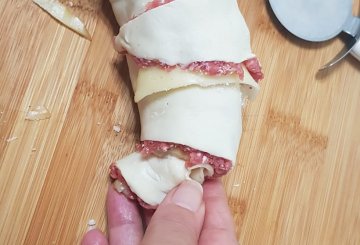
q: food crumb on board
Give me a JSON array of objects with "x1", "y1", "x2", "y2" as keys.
[
  {"x1": 25, "y1": 106, "x2": 51, "y2": 121},
  {"x1": 233, "y1": 183, "x2": 240, "y2": 187},
  {"x1": 113, "y1": 125, "x2": 121, "y2": 134},
  {"x1": 97, "y1": 122, "x2": 102, "y2": 126},
  {"x1": 6, "y1": 136, "x2": 18, "y2": 142},
  {"x1": 87, "y1": 219, "x2": 97, "y2": 231},
  {"x1": 32, "y1": 148, "x2": 37, "y2": 152},
  {"x1": 32, "y1": 0, "x2": 92, "y2": 40}
]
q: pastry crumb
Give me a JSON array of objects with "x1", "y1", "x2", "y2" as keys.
[
  {"x1": 6, "y1": 136, "x2": 18, "y2": 142},
  {"x1": 25, "y1": 106, "x2": 51, "y2": 121},
  {"x1": 113, "y1": 125, "x2": 121, "y2": 133},
  {"x1": 87, "y1": 219, "x2": 97, "y2": 231}
]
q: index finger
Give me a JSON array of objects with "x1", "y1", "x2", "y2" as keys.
[
  {"x1": 199, "y1": 179, "x2": 238, "y2": 245},
  {"x1": 107, "y1": 185, "x2": 144, "y2": 245}
]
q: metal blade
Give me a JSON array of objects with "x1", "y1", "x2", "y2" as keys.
[{"x1": 319, "y1": 27, "x2": 360, "y2": 71}]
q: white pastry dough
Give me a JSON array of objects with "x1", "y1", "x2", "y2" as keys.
[
  {"x1": 110, "y1": 0, "x2": 149, "y2": 26},
  {"x1": 115, "y1": 152, "x2": 213, "y2": 206},
  {"x1": 115, "y1": 0, "x2": 254, "y2": 65},
  {"x1": 138, "y1": 84, "x2": 243, "y2": 162}
]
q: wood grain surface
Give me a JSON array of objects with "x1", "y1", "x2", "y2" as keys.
[{"x1": 1, "y1": 0, "x2": 359, "y2": 244}]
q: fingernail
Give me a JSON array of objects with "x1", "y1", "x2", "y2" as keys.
[{"x1": 172, "y1": 180, "x2": 203, "y2": 212}]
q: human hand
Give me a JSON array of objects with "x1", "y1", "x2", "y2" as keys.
[{"x1": 81, "y1": 179, "x2": 238, "y2": 245}]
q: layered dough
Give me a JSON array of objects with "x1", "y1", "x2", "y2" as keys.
[
  {"x1": 139, "y1": 83, "x2": 243, "y2": 163},
  {"x1": 115, "y1": 152, "x2": 213, "y2": 206},
  {"x1": 115, "y1": 0, "x2": 254, "y2": 65},
  {"x1": 118, "y1": 61, "x2": 245, "y2": 206},
  {"x1": 109, "y1": 0, "x2": 261, "y2": 207}
]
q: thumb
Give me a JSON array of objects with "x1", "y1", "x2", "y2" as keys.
[{"x1": 141, "y1": 180, "x2": 205, "y2": 245}]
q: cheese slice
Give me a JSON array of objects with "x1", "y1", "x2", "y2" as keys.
[
  {"x1": 115, "y1": 152, "x2": 213, "y2": 206},
  {"x1": 132, "y1": 63, "x2": 259, "y2": 102},
  {"x1": 138, "y1": 84, "x2": 243, "y2": 162},
  {"x1": 115, "y1": 0, "x2": 254, "y2": 65}
]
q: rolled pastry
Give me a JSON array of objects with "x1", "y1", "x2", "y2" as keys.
[{"x1": 109, "y1": 0, "x2": 263, "y2": 208}]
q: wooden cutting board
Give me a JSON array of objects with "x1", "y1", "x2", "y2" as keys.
[{"x1": 1, "y1": 0, "x2": 359, "y2": 244}]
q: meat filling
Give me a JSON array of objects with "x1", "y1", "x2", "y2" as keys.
[
  {"x1": 109, "y1": 140, "x2": 233, "y2": 209},
  {"x1": 145, "y1": 0, "x2": 174, "y2": 11},
  {"x1": 133, "y1": 56, "x2": 263, "y2": 82},
  {"x1": 137, "y1": 140, "x2": 232, "y2": 177}
]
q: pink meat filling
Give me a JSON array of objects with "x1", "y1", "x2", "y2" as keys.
[
  {"x1": 243, "y1": 58, "x2": 263, "y2": 81},
  {"x1": 132, "y1": 56, "x2": 263, "y2": 82},
  {"x1": 145, "y1": 0, "x2": 174, "y2": 11},
  {"x1": 109, "y1": 139, "x2": 233, "y2": 209},
  {"x1": 137, "y1": 140, "x2": 232, "y2": 177}
]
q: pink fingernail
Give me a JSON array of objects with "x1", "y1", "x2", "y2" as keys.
[
  {"x1": 81, "y1": 220, "x2": 108, "y2": 245},
  {"x1": 172, "y1": 180, "x2": 203, "y2": 212}
]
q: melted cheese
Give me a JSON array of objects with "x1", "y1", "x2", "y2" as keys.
[
  {"x1": 115, "y1": 0, "x2": 254, "y2": 65},
  {"x1": 138, "y1": 84, "x2": 243, "y2": 162}
]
